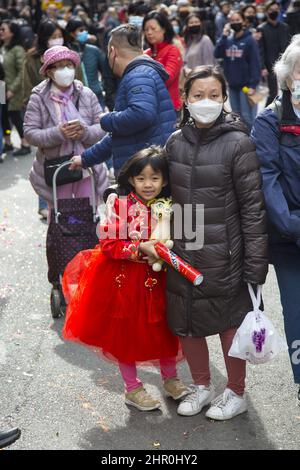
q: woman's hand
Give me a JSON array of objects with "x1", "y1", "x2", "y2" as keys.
[
  {"x1": 247, "y1": 88, "x2": 255, "y2": 96},
  {"x1": 69, "y1": 155, "x2": 82, "y2": 171},
  {"x1": 6, "y1": 90, "x2": 14, "y2": 100},
  {"x1": 139, "y1": 240, "x2": 160, "y2": 265},
  {"x1": 60, "y1": 123, "x2": 84, "y2": 140},
  {"x1": 223, "y1": 23, "x2": 231, "y2": 37}
]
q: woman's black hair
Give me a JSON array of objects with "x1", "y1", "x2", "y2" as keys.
[
  {"x1": 142, "y1": 10, "x2": 175, "y2": 44},
  {"x1": 180, "y1": 65, "x2": 228, "y2": 128},
  {"x1": 117, "y1": 145, "x2": 170, "y2": 197},
  {"x1": 1, "y1": 19, "x2": 21, "y2": 49},
  {"x1": 34, "y1": 20, "x2": 64, "y2": 58},
  {"x1": 183, "y1": 13, "x2": 204, "y2": 46}
]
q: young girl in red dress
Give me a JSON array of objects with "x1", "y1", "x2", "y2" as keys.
[{"x1": 62, "y1": 146, "x2": 187, "y2": 411}]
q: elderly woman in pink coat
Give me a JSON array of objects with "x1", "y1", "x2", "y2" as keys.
[{"x1": 24, "y1": 45, "x2": 108, "y2": 209}]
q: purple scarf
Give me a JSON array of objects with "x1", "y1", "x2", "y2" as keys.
[{"x1": 50, "y1": 84, "x2": 85, "y2": 157}]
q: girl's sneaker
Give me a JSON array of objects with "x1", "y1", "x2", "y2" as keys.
[
  {"x1": 163, "y1": 377, "x2": 189, "y2": 400},
  {"x1": 177, "y1": 384, "x2": 215, "y2": 416},
  {"x1": 125, "y1": 386, "x2": 161, "y2": 411},
  {"x1": 205, "y1": 388, "x2": 247, "y2": 421},
  {"x1": 0, "y1": 152, "x2": 6, "y2": 163}
]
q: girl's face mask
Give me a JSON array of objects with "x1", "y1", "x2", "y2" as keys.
[{"x1": 48, "y1": 37, "x2": 64, "y2": 48}]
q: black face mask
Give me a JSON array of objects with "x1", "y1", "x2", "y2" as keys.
[
  {"x1": 245, "y1": 15, "x2": 256, "y2": 24},
  {"x1": 179, "y1": 11, "x2": 189, "y2": 20},
  {"x1": 294, "y1": 0, "x2": 300, "y2": 7},
  {"x1": 268, "y1": 11, "x2": 279, "y2": 20},
  {"x1": 231, "y1": 23, "x2": 243, "y2": 32},
  {"x1": 188, "y1": 25, "x2": 201, "y2": 35}
]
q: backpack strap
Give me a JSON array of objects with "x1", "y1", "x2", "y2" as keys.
[{"x1": 267, "y1": 98, "x2": 283, "y2": 123}]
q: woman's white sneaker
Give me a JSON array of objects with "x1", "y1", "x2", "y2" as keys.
[
  {"x1": 177, "y1": 384, "x2": 216, "y2": 416},
  {"x1": 205, "y1": 388, "x2": 247, "y2": 421}
]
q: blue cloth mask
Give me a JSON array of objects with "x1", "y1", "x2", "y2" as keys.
[{"x1": 76, "y1": 31, "x2": 88, "y2": 43}]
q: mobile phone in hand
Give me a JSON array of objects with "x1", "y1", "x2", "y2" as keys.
[{"x1": 67, "y1": 119, "x2": 81, "y2": 126}]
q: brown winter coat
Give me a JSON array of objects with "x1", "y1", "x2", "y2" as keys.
[{"x1": 165, "y1": 114, "x2": 268, "y2": 337}]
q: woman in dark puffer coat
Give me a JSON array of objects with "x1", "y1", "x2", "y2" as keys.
[{"x1": 165, "y1": 66, "x2": 268, "y2": 420}]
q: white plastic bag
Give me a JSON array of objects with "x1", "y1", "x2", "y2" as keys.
[{"x1": 229, "y1": 284, "x2": 288, "y2": 364}]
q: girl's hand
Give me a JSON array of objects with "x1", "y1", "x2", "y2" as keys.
[
  {"x1": 139, "y1": 240, "x2": 160, "y2": 265},
  {"x1": 247, "y1": 88, "x2": 255, "y2": 96},
  {"x1": 69, "y1": 155, "x2": 82, "y2": 170},
  {"x1": 105, "y1": 193, "x2": 119, "y2": 223}
]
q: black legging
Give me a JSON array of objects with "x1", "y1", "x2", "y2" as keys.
[
  {"x1": 8, "y1": 111, "x2": 24, "y2": 139},
  {"x1": 1, "y1": 105, "x2": 24, "y2": 139}
]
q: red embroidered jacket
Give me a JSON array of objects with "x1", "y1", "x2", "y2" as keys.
[{"x1": 99, "y1": 193, "x2": 153, "y2": 261}]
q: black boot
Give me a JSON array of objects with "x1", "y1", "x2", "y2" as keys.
[
  {"x1": 0, "y1": 428, "x2": 21, "y2": 449},
  {"x1": 3, "y1": 143, "x2": 14, "y2": 153},
  {"x1": 298, "y1": 386, "x2": 300, "y2": 406},
  {"x1": 13, "y1": 145, "x2": 31, "y2": 156}
]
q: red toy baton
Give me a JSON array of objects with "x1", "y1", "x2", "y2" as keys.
[{"x1": 154, "y1": 242, "x2": 203, "y2": 286}]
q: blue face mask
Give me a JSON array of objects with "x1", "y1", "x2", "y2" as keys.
[
  {"x1": 76, "y1": 30, "x2": 88, "y2": 43},
  {"x1": 173, "y1": 25, "x2": 180, "y2": 35},
  {"x1": 128, "y1": 16, "x2": 143, "y2": 29}
]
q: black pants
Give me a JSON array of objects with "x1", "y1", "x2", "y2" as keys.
[
  {"x1": 8, "y1": 110, "x2": 24, "y2": 139},
  {"x1": 266, "y1": 71, "x2": 278, "y2": 107},
  {"x1": 1, "y1": 106, "x2": 24, "y2": 139}
]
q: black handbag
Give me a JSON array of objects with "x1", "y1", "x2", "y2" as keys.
[{"x1": 44, "y1": 154, "x2": 83, "y2": 187}]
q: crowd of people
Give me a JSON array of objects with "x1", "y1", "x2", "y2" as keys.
[{"x1": 1, "y1": 0, "x2": 300, "y2": 447}]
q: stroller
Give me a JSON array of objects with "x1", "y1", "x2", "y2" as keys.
[{"x1": 46, "y1": 161, "x2": 99, "y2": 318}]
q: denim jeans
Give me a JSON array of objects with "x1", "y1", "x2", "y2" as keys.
[
  {"x1": 273, "y1": 250, "x2": 300, "y2": 384},
  {"x1": 38, "y1": 195, "x2": 48, "y2": 211},
  {"x1": 229, "y1": 87, "x2": 257, "y2": 131}
]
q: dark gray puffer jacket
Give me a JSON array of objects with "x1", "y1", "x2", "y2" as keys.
[{"x1": 165, "y1": 113, "x2": 268, "y2": 337}]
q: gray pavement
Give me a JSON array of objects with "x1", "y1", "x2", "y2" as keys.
[{"x1": 0, "y1": 147, "x2": 300, "y2": 451}]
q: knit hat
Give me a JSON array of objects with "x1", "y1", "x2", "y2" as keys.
[{"x1": 40, "y1": 45, "x2": 80, "y2": 75}]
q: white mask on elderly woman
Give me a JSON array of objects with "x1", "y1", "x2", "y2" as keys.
[
  {"x1": 53, "y1": 66, "x2": 75, "y2": 87},
  {"x1": 291, "y1": 80, "x2": 300, "y2": 105},
  {"x1": 187, "y1": 99, "x2": 223, "y2": 124}
]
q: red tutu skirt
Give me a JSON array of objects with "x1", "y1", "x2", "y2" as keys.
[{"x1": 62, "y1": 246, "x2": 181, "y2": 365}]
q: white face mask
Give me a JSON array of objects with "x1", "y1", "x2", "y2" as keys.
[
  {"x1": 291, "y1": 79, "x2": 300, "y2": 105},
  {"x1": 187, "y1": 99, "x2": 223, "y2": 124},
  {"x1": 47, "y1": 37, "x2": 64, "y2": 48},
  {"x1": 53, "y1": 66, "x2": 75, "y2": 87}
]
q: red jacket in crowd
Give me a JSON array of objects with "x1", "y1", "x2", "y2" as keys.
[{"x1": 145, "y1": 41, "x2": 183, "y2": 111}]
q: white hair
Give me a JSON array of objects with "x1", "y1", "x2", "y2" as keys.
[{"x1": 274, "y1": 34, "x2": 300, "y2": 89}]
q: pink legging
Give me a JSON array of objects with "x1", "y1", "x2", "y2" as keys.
[
  {"x1": 180, "y1": 328, "x2": 246, "y2": 396},
  {"x1": 119, "y1": 358, "x2": 177, "y2": 393}
]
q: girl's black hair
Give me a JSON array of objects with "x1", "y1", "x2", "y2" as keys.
[
  {"x1": 142, "y1": 10, "x2": 175, "y2": 44},
  {"x1": 117, "y1": 145, "x2": 170, "y2": 197},
  {"x1": 34, "y1": 20, "x2": 64, "y2": 58},
  {"x1": 1, "y1": 19, "x2": 21, "y2": 49},
  {"x1": 180, "y1": 65, "x2": 228, "y2": 128}
]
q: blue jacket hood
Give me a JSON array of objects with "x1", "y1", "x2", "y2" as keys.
[{"x1": 124, "y1": 55, "x2": 169, "y2": 82}]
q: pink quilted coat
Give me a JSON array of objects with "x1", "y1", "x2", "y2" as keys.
[{"x1": 24, "y1": 79, "x2": 108, "y2": 204}]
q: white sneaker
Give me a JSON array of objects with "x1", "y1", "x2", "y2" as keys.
[
  {"x1": 177, "y1": 384, "x2": 216, "y2": 416},
  {"x1": 205, "y1": 388, "x2": 247, "y2": 421}
]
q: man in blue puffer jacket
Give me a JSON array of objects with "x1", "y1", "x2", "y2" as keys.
[{"x1": 70, "y1": 24, "x2": 176, "y2": 176}]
